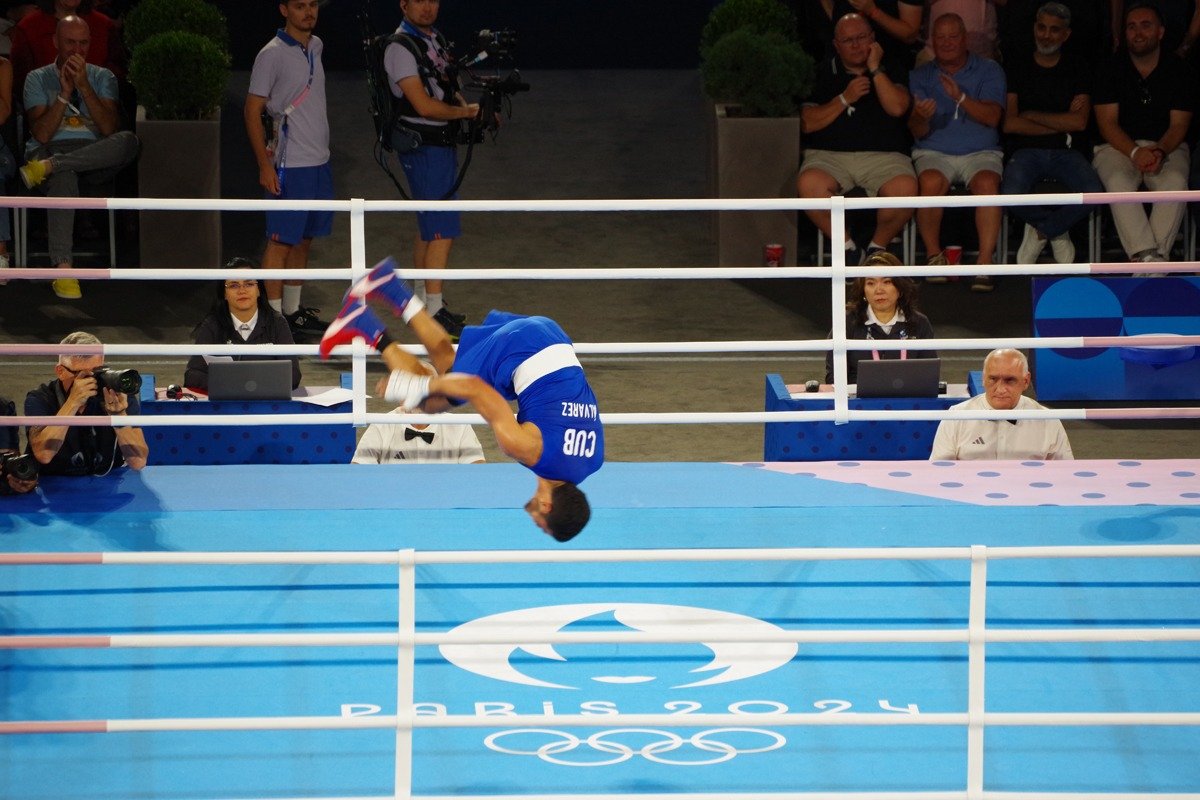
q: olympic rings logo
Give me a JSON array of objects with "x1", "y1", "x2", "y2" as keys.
[{"x1": 483, "y1": 727, "x2": 786, "y2": 766}]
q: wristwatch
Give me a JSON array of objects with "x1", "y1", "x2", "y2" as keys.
[{"x1": 867, "y1": 67, "x2": 883, "y2": 79}]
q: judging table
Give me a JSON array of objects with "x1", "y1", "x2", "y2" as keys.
[
  {"x1": 764, "y1": 374, "x2": 970, "y2": 461},
  {"x1": 139, "y1": 386, "x2": 356, "y2": 466}
]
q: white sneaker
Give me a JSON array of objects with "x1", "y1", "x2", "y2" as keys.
[
  {"x1": 0, "y1": 253, "x2": 8, "y2": 286},
  {"x1": 1015, "y1": 224, "x2": 1047, "y2": 264},
  {"x1": 1049, "y1": 233, "x2": 1075, "y2": 264}
]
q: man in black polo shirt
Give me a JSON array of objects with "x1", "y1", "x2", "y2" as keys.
[
  {"x1": 1093, "y1": 2, "x2": 1195, "y2": 264},
  {"x1": 1001, "y1": 2, "x2": 1104, "y2": 264},
  {"x1": 798, "y1": 12, "x2": 917, "y2": 266}
]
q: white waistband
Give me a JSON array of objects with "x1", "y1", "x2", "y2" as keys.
[{"x1": 513, "y1": 343, "x2": 580, "y2": 395}]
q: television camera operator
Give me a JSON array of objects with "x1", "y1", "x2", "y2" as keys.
[
  {"x1": 381, "y1": 0, "x2": 484, "y2": 340},
  {"x1": 25, "y1": 332, "x2": 149, "y2": 476},
  {"x1": 1, "y1": 394, "x2": 38, "y2": 495}
]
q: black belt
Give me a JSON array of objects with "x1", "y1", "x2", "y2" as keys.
[{"x1": 401, "y1": 121, "x2": 459, "y2": 147}]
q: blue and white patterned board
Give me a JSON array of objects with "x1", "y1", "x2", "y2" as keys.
[
  {"x1": 3, "y1": 463, "x2": 1199, "y2": 798},
  {"x1": 1032, "y1": 276, "x2": 1200, "y2": 400}
]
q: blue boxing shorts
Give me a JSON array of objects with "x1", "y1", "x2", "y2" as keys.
[
  {"x1": 399, "y1": 144, "x2": 462, "y2": 241},
  {"x1": 266, "y1": 161, "x2": 334, "y2": 246}
]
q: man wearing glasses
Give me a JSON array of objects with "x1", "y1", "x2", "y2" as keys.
[
  {"x1": 24, "y1": 331, "x2": 149, "y2": 476},
  {"x1": 1092, "y1": 2, "x2": 1195, "y2": 265},
  {"x1": 798, "y1": 13, "x2": 917, "y2": 267}
]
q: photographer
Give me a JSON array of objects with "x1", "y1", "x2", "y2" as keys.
[
  {"x1": 383, "y1": 0, "x2": 480, "y2": 340},
  {"x1": 25, "y1": 331, "x2": 149, "y2": 475},
  {"x1": 1, "y1": 393, "x2": 38, "y2": 495}
]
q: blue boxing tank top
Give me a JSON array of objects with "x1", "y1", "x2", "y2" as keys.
[{"x1": 450, "y1": 311, "x2": 604, "y2": 484}]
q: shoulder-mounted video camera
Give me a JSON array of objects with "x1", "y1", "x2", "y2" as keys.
[{"x1": 455, "y1": 29, "x2": 530, "y2": 140}]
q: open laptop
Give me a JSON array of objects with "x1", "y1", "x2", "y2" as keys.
[
  {"x1": 855, "y1": 358, "x2": 941, "y2": 398},
  {"x1": 207, "y1": 360, "x2": 293, "y2": 401}
]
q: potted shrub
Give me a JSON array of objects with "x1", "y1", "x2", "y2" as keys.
[
  {"x1": 123, "y1": 0, "x2": 230, "y2": 55},
  {"x1": 701, "y1": 0, "x2": 815, "y2": 268},
  {"x1": 126, "y1": 0, "x2": 231, "y2": 269}
]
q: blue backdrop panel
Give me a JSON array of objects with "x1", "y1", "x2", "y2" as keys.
[{"x1": 1032, "y1": 276, "x2": 1200, "y2": 401}]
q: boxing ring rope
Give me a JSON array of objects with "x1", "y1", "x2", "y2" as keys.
[
  {"x1": 3, "y1": 543, "x2": 1200, "y2": 800},
  {"x1": 4, "y1": 190, "x2": 1200, "y2": 429}
]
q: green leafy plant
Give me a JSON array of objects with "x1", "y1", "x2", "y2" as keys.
[
  {"x1": 124, "y1": 0, "x2": 230, "y2": 55},
  {"x1": 700, "y1": 0, "x2": 797, "y2": 59},
  {"x1": 701, "y1": 29, "x2": 815, "y2": 117},
  {"x1": 129, "y1": 31, "x2": 229, "y2": 120}
]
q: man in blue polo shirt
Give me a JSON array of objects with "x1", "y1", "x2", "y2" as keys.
[
  {"x1": 244, "y1": 0, "x2": 332, "y2": 340},
  {"x1": 908, "y1": 12, "x2": 1006, "y2": 293}
]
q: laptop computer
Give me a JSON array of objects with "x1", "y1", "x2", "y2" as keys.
[
  {"x1": 207, "y1": 360, "x2": 293, "y2": 401},
  {"x1": 855, "y1": 358, "x2": 941, "y2": 398}
]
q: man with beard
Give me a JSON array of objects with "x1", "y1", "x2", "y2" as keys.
[
  {"x1": 1092, "y1": 2, "x2": 1195, "y2": 264},
  {"x1": 1001, "y1": 2, "x2": 1104, "y2": 265}
]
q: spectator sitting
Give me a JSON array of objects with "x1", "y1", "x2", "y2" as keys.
[
  {"x1": 1109, "y1": 0, "x2": 1200, "y2": 58},
  {"x1": 799, "y1": 13, "x2": 917, "y2": 266},
  {"x1": 908, "y1": 12, "x2": 1006, "y2": 293},
  {"x1": 1092, "y1": 2, "x2": 1195, "y2": 266},
  {"x1": 9, "y1": 0, "x2": 118, "y2": 90},
  {"x1": 184, "y1": 257, "x2": 302, "y2": 392},
  {"x1": 825, "y1": 251, "x2": 937, "y2": 384},
  {"x1": 25, "y1": 330, "x2": 149, "y2": 474},
  {"x1": 929, "y1": 347, "x2": 1073, "y2": 460},
  {"x1": 18, "y1": 13, "x2": 137, "y2": 300},
  {"x1": 820, "y1": 0, "x2": 923, "y2": 69},
  {"x1": 999, "y1": 0, "x2": 1105, "y2": 66},
  {"x1": 1, "y1": 392, "x2": 38, "y2": 494},
  {"x1": 1001, "y1": 1, "x2": 1105, "y2": 266},
  {"x1": 918, "y1": 0, "x2": 1004, "y2": 63}
]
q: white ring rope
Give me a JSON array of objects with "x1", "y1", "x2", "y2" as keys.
[
  {"x1": 4, "y1": 542, "x2": 1199, "y2": 800},
  {"x1": 5, "y1": 191, "x2": 1197, "y2": 430},
  {"x1": 1, "y1": 188, "x2": 1196, "y2": 213}
]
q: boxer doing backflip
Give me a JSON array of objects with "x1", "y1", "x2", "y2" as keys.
[{"x1": 320, "y1": 258, "x2": 602, "y2": 540}]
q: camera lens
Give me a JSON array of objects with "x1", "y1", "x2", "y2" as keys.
[
  {"x1": 1, "y1": 452, "x2": 38, "y2": 482},
  {"x1": 95, "y1": 368, "x2": 143, "y2": 395}
]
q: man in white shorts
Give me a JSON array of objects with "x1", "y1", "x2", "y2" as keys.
[
  {"x1": 798, "y1": 13, "x2": 917, "y2": 266},
  {"x1": 908, "y1": 12, "x2": 1006, "y2": 292}
]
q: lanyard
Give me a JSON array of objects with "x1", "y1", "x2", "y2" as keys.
[
  {"x1": 867, "y1": 324, "x2": 908, "y2": 361},
  {"x1": 273, "y1": 30, "x2": 315, "y2": 184}
]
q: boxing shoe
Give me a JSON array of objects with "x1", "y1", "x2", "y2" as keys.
[
  {"x1": 319, "y1": 298, "x2": 387, "y2": 359},
  {"x1": 348, "y1": 256, "x2": 423, "y2": 319}
]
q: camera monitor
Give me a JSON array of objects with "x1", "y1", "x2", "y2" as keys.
[
  {"x1": 207, "y1": 360, "x2": 293, "y2": 402},
  {"x1": 855, "y1": 358, "x2": 941, "y2": 398}
]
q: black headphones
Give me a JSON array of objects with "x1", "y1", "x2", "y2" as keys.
[{"x1": 166, "y1": 385, "x2": 184, "y2": 400}]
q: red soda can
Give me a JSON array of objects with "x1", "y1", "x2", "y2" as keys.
[{"x1": 763, "y1": 243, "x2": 785, "y2": 267}]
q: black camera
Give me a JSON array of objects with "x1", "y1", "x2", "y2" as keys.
[
  {"x1": 469, "y1": 70, "x2": 530, "y2": 136},
  {"x1": 0, "y1": 451, "x2": 39, "y2": 483},
  {"x1": 92, "y1": 367, "x2": 143, "y2": 395},
  {"x1": 474, "y1": 28, "x2": 517, "y2": 60}
]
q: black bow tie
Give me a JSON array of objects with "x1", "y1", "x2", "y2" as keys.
[{"x1": 405, "y1": 428, "x2": 434, "y2": 444}]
